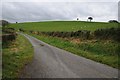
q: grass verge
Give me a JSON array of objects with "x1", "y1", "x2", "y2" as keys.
[
  {"x1": 2, "y1": 34, "x2": 34, "y2": 78},
  {"x1": 28, "y1": 33, "x2": 119, "y2": 69}
]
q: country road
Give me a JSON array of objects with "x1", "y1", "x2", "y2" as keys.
[{"x1": 20, "y1": 33, "x2": 118, "y2": 78}]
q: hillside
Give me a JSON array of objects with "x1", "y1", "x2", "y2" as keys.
[{"x1": 10, "y1": 21, "x2": 119, "y2": 32}]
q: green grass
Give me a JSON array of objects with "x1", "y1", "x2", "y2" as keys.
[
  {"x1": 2, "y1": 34, "x2": 34, "y2": 78},
  {"x1": 28, "y1": 33, "x2": 119, "y2": 69},
  {"x1": 10, "y1": 21, "x2": 118, "y2": 32}
]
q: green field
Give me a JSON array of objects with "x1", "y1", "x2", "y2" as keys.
[{"x1": 10, "y1": 21, "x2": 119, "y2": 32}]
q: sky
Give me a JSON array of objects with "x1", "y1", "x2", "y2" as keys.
[{"x1": 1, "y1": 0, "x2": 120, "y2": 23}]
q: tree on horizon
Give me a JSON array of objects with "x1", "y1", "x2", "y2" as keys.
[{"x1": 88, "y1": 17, "x2": 93, "y2": 22}]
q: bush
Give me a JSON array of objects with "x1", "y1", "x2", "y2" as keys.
[
  {"x1": 94, "y1": 27, "x2": 120, "y2": 42},
  {"x1": 19, "y1": 28, "x2": 25, "y2": 32},
  {"x1": 1, "y1": 20, "x2": 10, "y2": 27},
  {"x1": 2, "y1": 33, "x2": 17, "y2": 48},
  {"x1": 2, "y1": 34, "x2": 17, "y2": 42},
  {"x1": 2, "y1": 28, "x2": 15, "y2": 34},
  {"x1": 109, "y1": 20, "x2": 119, "y2": 23}
]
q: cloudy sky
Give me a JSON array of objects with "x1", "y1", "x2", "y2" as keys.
[{"x1": 1, "y1": 0, "x2": 119, "y2": 23}]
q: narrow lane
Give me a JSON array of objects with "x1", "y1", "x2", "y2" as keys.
[{"x1": 20, "y1": 33, "x2": 118, "y2": 78}]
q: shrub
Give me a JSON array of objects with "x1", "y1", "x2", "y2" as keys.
[
  {"x1": 2, "y1": 28, "x2": 15, "y2": 34},
  {"x1": 19, "y1": 28, "x2": 25, "y2": 32},
  {"x1": 2, "y1": 34, "x2": 17, "y2": 42},
  {"x1": 29, "y1": 27, "x2": 120, "y2": 42},
  {"x1": 109, "y1": 20, "x2": 119, "y2": 23},
  {"x1": 94, "y1": 27, "x2": 120, "y2": 42}
]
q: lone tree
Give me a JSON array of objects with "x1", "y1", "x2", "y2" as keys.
[
  {"x1": 77, "y1": 18, "x2": 79, "y2": 21},
  {"x1": 88, "y1": 17, "x2": 93, "y2": 22}
]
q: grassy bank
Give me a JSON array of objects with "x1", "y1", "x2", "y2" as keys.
[
  {"x1": 10, "y1": 21, "x2": 118, "y2": 32},
  {"x1": 28, "y1": 33, "x2": 119, "y2": 69},
  {"x1": 2, "y1": 34, "x2": 34, "y2": 78}
]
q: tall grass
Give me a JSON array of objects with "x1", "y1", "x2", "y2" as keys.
[{"x1": 2, "y1": 34, "x2": 34, "y2": 78}]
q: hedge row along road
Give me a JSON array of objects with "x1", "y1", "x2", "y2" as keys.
[{"x1": 20, "y1": 33, "x2": 118, "y2": 78}]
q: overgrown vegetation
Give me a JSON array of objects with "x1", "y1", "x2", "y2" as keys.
[
  {"x1": 2, "y1": 27, "x2": 17, "y2": 48},
  {"x1": 2, "y1": 28, "x2": 15, "y2": 34},
  {"x1": 1, "y1": 20, "x2": 10, "y2": 27},
  {"x1": 94, "y1": 28, "x2": 120, "y2": 42},
  {"x1": 29, "y1": 27, "x2": 120, "y2": 42},
  {"x1": 2, "y1": 34, "x2": 33, "y2": 78},
  {"x1": 2, "y1": 27, "x2": 33, "y2": 78}
]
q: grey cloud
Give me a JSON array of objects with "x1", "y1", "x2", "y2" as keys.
[
  {"x1": 118, "y1": 1, "x2": 120, "y2": 21},
  {"x1": 2, "y1": 2, "x2": 118, "y2": 23},
  {"x1": 2, "y1": 0, "x2": 119, "y2": 2}
]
